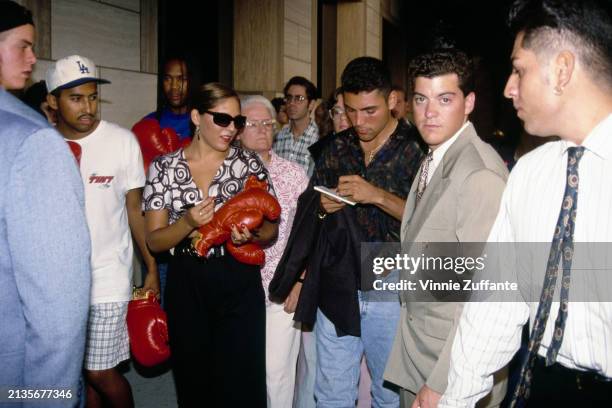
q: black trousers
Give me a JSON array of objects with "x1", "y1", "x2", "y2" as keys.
[
  {"x1": 525, "y1": 357, "x2": 612, "y2": 407},
  {"x1": 165, "y1": 252, "x2": 266, "y2": 408}
]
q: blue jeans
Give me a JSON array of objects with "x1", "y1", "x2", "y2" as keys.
[
  {"x1": 294, "y1": 323, "x2": 317, "y2": 408},
  {"x1": 315, "y1": 289, "x2": 400, "y2": 408}
]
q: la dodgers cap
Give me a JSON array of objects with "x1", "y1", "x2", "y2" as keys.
[{"x1": 46, "y1": 55, "x2": 110, "y2": 93}]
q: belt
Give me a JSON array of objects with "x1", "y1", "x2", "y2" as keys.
[
  {"x1": 535, "y1": 356, "x2": 612, "y2": 389},
  {"x1": 173, "y1": 240, "x2": 226, "y2": 259},
  {"x1": 208, "y1": 246, "x2": 226, "y2": 258}
]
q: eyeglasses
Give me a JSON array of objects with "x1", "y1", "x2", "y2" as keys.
[
  {"x1": 204, "y1": 110, "x2": 246, "y2": 129},
  {"x1": 284, "y1": 95, "x2": 307, "y2": 104},
  {"x1": 245, "y1": 119, "x2": 277, "y2": 130},
  {"x1": 329, "y1": 107, "x2": 347, "y2": 119}
]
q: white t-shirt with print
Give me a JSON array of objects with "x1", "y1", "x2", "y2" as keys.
[{"x1": 69, "y1": 120, "x2": 145, "y2": 304}]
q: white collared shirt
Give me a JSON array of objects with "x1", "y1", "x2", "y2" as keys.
[
  {"x1": 426, "y1": 121, "x2": 470, "y2": 183},
  {"x1": 439, "y1": 114, "x2": 612, "y2": 407}
]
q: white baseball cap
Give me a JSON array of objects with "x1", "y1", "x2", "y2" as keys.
[{"x1": 46, "y1": 55, "x2": 110, "y2": 93}]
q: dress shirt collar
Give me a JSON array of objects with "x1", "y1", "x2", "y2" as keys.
[
  {"x1": 429, "y1": 120, "x2": 470, "y2": 173},
  {"x1": 558, "y1": 113, "x2": 612, "y2": 160}
]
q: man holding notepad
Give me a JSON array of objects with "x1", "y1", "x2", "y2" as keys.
[{"x1": 311, "y1": 56, "x2": 424, "y2": 407}]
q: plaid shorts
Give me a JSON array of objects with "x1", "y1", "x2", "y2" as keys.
[{"x1": 84, "y1": 301, "x2": 130, "y2": 370}]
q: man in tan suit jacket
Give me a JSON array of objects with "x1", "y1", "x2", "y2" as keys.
[{"x1": 384, "y1": 49, "x2": 509, "y2": 408}]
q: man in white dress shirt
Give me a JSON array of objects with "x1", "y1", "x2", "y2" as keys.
[{"x1": 440, "y1": 0, "x2": 612, "y2": 407}]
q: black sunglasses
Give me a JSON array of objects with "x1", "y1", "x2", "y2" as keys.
[{"x1": 204, "y1": 110, "x2": 246, "y2": 129}]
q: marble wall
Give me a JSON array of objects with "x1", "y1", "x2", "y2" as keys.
[
  {"x1": 366, "y1": 0, "x2": 381, "y2": 59},
  {"x1": 234, "y1": 0, "x2": 317, "y2": 97},
  {"x1": 283, "y1": 0, "x2": 316, "y2": 86}
]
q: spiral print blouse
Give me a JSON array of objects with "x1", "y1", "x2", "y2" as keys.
[{"x1": 142, "y1": 146, "x2": 274, "y2": 224}]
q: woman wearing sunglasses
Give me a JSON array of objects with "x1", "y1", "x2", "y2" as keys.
[
  {"x1": 142, "y1": 83, "x2": 277, "y2": 407},
  {"x1": 237, "y1": 95, "x2": 309, "y2": 407}
]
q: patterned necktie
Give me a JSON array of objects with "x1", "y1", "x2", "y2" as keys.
[
  {"x1": 511, "y1": 146, "x2": 585, "y2": 407},
  {"x1": 415, "y1": 151, "x2": 434, "y2": 205}
]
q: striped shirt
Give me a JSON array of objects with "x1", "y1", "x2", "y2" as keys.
[
  {"x1": 272, "y1": 119, "x2": 319, "y2": 177},
  {"x1": 439, "y1": 114, "x2": 612, "y2": 407}
]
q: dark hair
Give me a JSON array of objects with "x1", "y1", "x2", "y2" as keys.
[
  {"x1": 21, "y1": 80, "x2": 48, "y2": 118},
  {"x1": 314, "y1": 87, "x2": 346, "y2": 138},
  {"x1": 341, "y1": 57, "x2": 392, "y2": 97},
  {"x1": 0, "y1": 0, "x2": 34, "y2": 34},
  {"x1": 508, "y1": 0, "x2": 612, "y2": 88},
  {"x1": 330, "y1": 86, "x2": 343, "y2": 106},
  {"x1": 270, "y1": 97, "x2": 285, "y2": 113},
  {"x1": 318, "y1": 86, "x2": 343, "y2": 111},
  {"x1": 283, "y1": 76, "x2": 317, "y2": 101},
  {"x1": 155, "y1": 55, "x2": 194, "y2": 120},
  {"x1": 391, "y1": 84, "x2": 408, "y2": 101},
  {"x1": 192, "y1": 82, "x2": 239, "y2": 114},
  {"x1": 407, "y1": 48, "x2": 475, "y2": 96},
  {"x1": 190, "y1": 82, "x2": 238, "y2": 137},
  {"x1": 314, "y1": 101, "x2": 333, "y2": 139}
]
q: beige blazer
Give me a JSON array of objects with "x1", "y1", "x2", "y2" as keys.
[{"x1": 384, "y1": 123, "x2": 509, "y2": 406}]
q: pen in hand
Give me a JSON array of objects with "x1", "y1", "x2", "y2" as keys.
[
  {"x1": 182, "y1": 188, "x2": 206, "y2": 210},
  {"x1": 181, "y1": 198, "x2": 208, "y2": 210}
]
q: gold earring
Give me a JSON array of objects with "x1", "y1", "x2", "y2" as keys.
[{"x1": 195, "y1": 125, "x2": 200, "y2": 140}]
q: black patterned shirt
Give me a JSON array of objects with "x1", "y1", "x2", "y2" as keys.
[
  {"x1": 311, "y1": 120, "x2": 424, "y2": 242},
  {"x1": 143, "y1": 146, "x2": 274, "y2": 224}
]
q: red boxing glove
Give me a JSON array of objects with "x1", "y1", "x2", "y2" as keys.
[
  {"x1": 66, "y1": 141, "x2": 82, "y2": 166},
  {"x1": 223, "y1": 209, "x2": 264, "y2": 232},
  {"x1": 192, "y1": 176, "x2": 281, "y2": 265},
  {"x1": 160, "y1": 127, "x2": 181, "y2": 152},
  {"x1": 192, "y1": 209, "x2": 264, "y2": 254},
  {"x1": 132, "y1": 119, "x2": 181, "y2": 170},
  {"x1": 180, "y1": 137, "x2": 191, "y2": 149},
  {"x1": 126, "y1": 291, "x2": 170, "y2": 367},
  {"x1": 224, "y1": 209, "x2": 266, "y2": 264},
  {"x1": 227, "y1": 241, "x2": 266, "y2": 265}
]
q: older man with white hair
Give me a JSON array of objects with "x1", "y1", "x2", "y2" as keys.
[{"x1": 238, "y1": 95, "x2": 309, "y2": 408}]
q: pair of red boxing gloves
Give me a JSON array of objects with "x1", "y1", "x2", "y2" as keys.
[
  {"x1": 132, "y1": 118, "x2": 282, "y2": 265},
  {"x1": 193, "y1": 176, "x2": 281, "y2": 266},
  {"x1": 126, "y1": 179, "x2": 281, "y2": 367},
  {"x1": 126, "y1": 121, "x2": 281, "y2": 367}
]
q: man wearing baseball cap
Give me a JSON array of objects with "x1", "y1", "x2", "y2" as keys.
[
  {"x1": 0, "y1": 1, "x2": 92, "y2": 405},
  {"x1": 46, "y1": 55, "x2": 158, "y2": 408}
]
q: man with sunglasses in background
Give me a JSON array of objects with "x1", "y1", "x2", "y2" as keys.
[
  {"x1": 46, "y1": 55, "x2": 158, "y2": 408},
  {"x1": 272, "y1": 76, "x2": 319, "y2": 177},
  {"x1": 271, "y1": 76, "x2": 318, "y2": 408}
]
